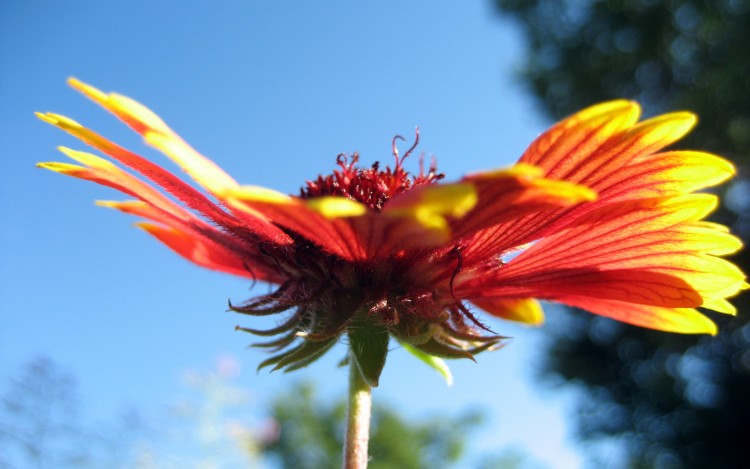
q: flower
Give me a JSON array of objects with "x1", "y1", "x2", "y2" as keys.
[{"x1": 39, "y1": 79, "x2": 746, "y2": 386}]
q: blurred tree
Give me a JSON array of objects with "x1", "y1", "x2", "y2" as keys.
[
  {"x1": 0, "y1": 357, "x2": 104, "y2": 468},
  {"x1": 0, "y1": 357, "x2": 147, "y2": 469},
  {"x1": 494, "y1": 1, "x2": 750, "y2": 468},
  {"x1": 261, "y1": 382, "x2": 483, "y2": 469},
  {"x1": 5, "y1": 357, "x2": 529, "y2": 468}
]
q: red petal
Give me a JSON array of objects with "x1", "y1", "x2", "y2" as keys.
[
  {"x1": 137, "y1": 223, "x2": 282, "y2": 281},
  {"x1": 37, "y1": 112, "x2": 288, "y2": 243},
  {"x1": 226, "y1": 188, "x2": 367, "y2": 260},
  {"x1": 39, "y1": 148, "x2": 200, "y2": 224}
]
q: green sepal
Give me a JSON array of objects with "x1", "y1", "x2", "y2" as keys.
[
  {"x1": 256, "y1": 337, "x2": 336, "y2": 372},
  {"x1": 400, "y1": 341, "x2": 453, "y2": 386},
  {"x1": 348, "y1": 316, "x2": 390, "y2": 387},
  {"x1": 272, "y1": 337, "x2": 337, "y2": 372},
  {"x1": 256, "y1": 343, "x2": 301, "y2": 372},
  {"x1": 235, "y1": 314, "x2": 299, "y2": 336},
  {"x1": 250, "y1": 330, "x2": 297, "y2": 350},
  {"x1": 465, "y1": 340, "x2": 506, "y2": 356},
  {"x1": 282, "y1": 338, "x2": 337, "y2": 372},
  {"x1": 415, "y1": 337, "x2": 476, "y2": 360}
]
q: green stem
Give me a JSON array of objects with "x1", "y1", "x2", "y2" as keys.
[{"x1": 343, "y1": 359, "x2": 372, "y2": 469}]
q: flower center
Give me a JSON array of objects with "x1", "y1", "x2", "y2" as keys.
[{"x1": 298, "y1": 130, "x2": 444, "y2": 210}]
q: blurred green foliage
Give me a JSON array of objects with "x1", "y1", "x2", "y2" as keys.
[{"x1": 261, "y1": 382, "x2": 481, "y2": 469}]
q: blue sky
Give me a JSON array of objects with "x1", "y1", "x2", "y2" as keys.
[{"x1": 2, "y1": 1, "x2": 585, "y2": 466}]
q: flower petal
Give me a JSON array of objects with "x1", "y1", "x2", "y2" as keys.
[
  {"x1": 593, "y1": 151, "x2": 735, "y2": 203},
  {"x1": 520, "y1": 101, "x2": 697, "y2": 187},
  {"x1": 225, "y1": 187, "x2": 366, "y2": 260},
  {"x1": 459, "y1": 105, "x2": 714, "y2": 264},
  {"x1": 450, "y1": 164, "x2": 597, "y2": 240},
  {"x1": 37, "y1": 112, "x2": 288, "y2": 243},
  {"x1": 471, "y1": 297, "x2": 545, "y2": 325},
  {"x1": 459, "y1": 195, "x2": 746, "y2": 309},
  {"x1": 68, "y1": 78, "x2": 239, "y2": 195},
  {"x1": 305, "y1": 196, "x2": 368, "y2": 218},
  {"x1": 519, "y1": 100, "x2": 641, "y2": 178},
  {"x1": 556, "y1": 296, "x2": 717, "y2": 335},
  {"x1": 39, "y1": 147, "x2": 196, "y2": 222},
  {"x1": 307, "y1": 182, "x2": 476, "y2": 255},
  {"x1": 40, "y1": 149, "x2": 280, "y2": 280},
  {"x1": 573, "y1": 112, "x2": 698, "y2": 188},
  {"x1": 701, "y1": 297, "x2": 738, "y2": 315},
  {"x1": 346, "y1": 175, "x2": 580, "y2": 258},
  {"x1": 136, "y1": 223, "x2": 265, "y2": 280},
  {"x1": 383, "y1": 181, "x2": 477, "y2": 235}
]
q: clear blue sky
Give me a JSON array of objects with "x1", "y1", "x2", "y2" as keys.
[{"x1": 2, "y1": 1, "x2": 585, "y2": 466}]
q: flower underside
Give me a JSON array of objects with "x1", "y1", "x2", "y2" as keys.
[{"x1": 39, "y1": 79, "x2": 746, "y2": 386}]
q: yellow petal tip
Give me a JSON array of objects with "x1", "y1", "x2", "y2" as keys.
[
  {"x1": 306, "y1": 197, "x2": 368, "y2": 218},
  {"x1": 225, "y1": 185, "x2": 292, "y2": 204},
  {"x1": 35, "y1": 112, "x2": 57, "y2": 124},
  {"x1": 67, "y1": 77, "x2": 107, "y2": 102}
]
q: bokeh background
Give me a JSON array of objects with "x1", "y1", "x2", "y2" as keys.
[{"x1": 2, "y1": 1, "x2": 748, "y2": 468}]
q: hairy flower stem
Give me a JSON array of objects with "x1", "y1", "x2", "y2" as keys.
[{"x1": 343, "y1": 360, "x2": 372, "y2": 469}]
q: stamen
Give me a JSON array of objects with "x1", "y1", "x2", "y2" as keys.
[
  {"x1": 299, "y1": 132, "x2": 444, "y2": 210},
  {"x1": 400, "y1": 127, "x2": 420, "y2": 165},
  {"x1": 392, "y1": 135, "x2": 405, "y2": 168},
  {"x1": 391, "y1": 127, "x2": 420, "y2": 170}
]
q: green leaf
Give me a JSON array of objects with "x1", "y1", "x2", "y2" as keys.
[
  {"x1": 348, "y1": 316, "x2": 390, "y2": 387},
  {"x1": 400, "y1": 341, "x2": 454, "y2": 386}
]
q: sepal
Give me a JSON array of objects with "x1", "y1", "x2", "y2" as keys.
[{"x1": 348, "y1": 315, "x2": 390, "y2": 387}]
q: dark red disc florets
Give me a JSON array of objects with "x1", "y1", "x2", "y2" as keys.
[{"x1": 299, "y1": 129, "x2": 444, "y2": 210}]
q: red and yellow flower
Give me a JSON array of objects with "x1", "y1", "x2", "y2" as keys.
[{"x1": 39, "y1": 79, "x2": 746, "y2": 385}]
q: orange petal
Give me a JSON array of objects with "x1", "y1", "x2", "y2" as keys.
[
  {"x1": 461, "y1": 107, "x2": 708, "y2": 263},
  {"x1": 471, "y1": 297, "x2": 545, "y2": 325},
  {"x1": 519, "y1": 100, "x2": 641, "y2": 178},
  {"x1": 458, "y1": 195, "x2": 746, "y2": 309},
  {"x1": 520, "y1": 100, "x2": 697, "y2": 187},
  {"x1": 556, "y1": 296, "x2": 717, "y2": 335},
  {"x1": 573, "y1": 112, "x2": 697, "y2": 188},
  {"x1": 593, "y1": 151, "x2": 735, "y2": 203}
]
